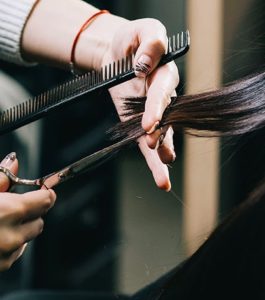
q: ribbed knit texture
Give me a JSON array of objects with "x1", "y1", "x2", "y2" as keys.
[{"x1": 0, "y1": 0, "x2": 37, "y2": 65}]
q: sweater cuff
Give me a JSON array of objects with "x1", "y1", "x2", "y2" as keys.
[{"x1": 0, "y1": 0, "x2": 38, "y2": 66}]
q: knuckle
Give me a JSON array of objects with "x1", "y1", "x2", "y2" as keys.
[
  {"x1": 15, "y1": 201, "x2": 27, "y2": 220},
  {"x1": 148, "y1": 38, "x2": 167, "y2": 54},
  {"x1": 159, "y1": 89, "x2": 172, "y2": 106},
  {"x1": 147, "y1": 18, "x2": 166, "y2": 34},
  {"x1": 142, "y1": 19, "x2": 167, "y2": 52},
  {"x1": 0, "y1": 193, "x2": 19, "y2": 217},
  {"x1": 43, "y1": 196, "x2": 53, "y2": 211},
  {"x1": 164, "y1": 95, "x2": 172, "y2": 107},
  {"x1": 168, "y1": 62, "x2": 180, "y2": 84},
  {"x1": 173, "y1": 65, "x2": 180, "y2": 83}
]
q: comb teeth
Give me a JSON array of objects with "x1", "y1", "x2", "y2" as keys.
[
  {"x1": 167, "y1": 30, "x2": 190, "y2": 53},
  {"x1": 0, "y1": 53, "x2": 136, "y2": 133},
  {"x1": 161, "y1": 30, "x2": 190, "y2": 66},
  {"x1": 0, "y1": 31, "x2": 189, "y2": 135}
]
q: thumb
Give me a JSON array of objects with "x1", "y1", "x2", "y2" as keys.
[{"x1": 0, "y1": 152, "x2": 19, "y2": 192}]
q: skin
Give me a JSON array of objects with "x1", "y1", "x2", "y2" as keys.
[
  {"x1": 102, "y1": 19, "x2": 179, "y2": 191},
  {"x1": 21, "y1": 0, "x2": 179, "y2": 190},
  {"x1": 0, "y1": 155, "x2": 56, "y2": 271}
]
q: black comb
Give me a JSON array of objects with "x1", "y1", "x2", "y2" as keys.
[{"x1": 0, "y1": 30, "x2": 190, "y2": 135}]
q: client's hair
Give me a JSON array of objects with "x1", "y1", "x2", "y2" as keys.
[
  {"x1": 110, "y1": 70, "x2": 265, "y2": 300},
  {"x1": 155, "y1": 178, "x2": 265, "y2": 300},
  {"x1": 110, "y1": 70, "x2": 265, "y2": 141}
]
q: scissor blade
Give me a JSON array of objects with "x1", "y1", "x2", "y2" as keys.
[{"x1": 40, "y1": 137, "x2": 136, "y2": 189}]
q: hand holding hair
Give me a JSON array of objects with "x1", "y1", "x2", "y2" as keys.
[
  {"x1": 102, "y1": 19, "x2": 179, "y2": 191},
  {"x1": 18, "y1": 0, "x2": 264, "y2": 190},
  {"x1": 110, "y1": 70, "x2": 265, "y2": 140},
  {"x1": 21, "y1": 1, "x2": 179, "y2": 191}
]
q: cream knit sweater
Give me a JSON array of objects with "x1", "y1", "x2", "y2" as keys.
[{"x1": 0, "y1": 0, "x2": 37, "y2": 65}]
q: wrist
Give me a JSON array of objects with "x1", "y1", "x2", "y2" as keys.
[
  {"x1": 21, "y1": 0, "x2": 102, "y2": 68},
  {"x1": 21, "y1": 0, "x2": 129, "y2": 71},
  {"x1": 74, "y1": 13, "x2": 129, "y2": 71}
]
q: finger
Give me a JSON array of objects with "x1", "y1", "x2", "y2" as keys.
[
  {"x1": 15, "y1": 189, "x2": 56, "y2": 222},
  {"x1": 146, "y1": 125, "x2": 169, "y2": 149},
  {"x1": 142, "y1": 61, "x2": 179, "y2": 132},
  {"x1": 2, "y1": 242, "x2": 28, "y2": 261},
  {"x1": 18, "y1": 218, "x2": 44, "y2": 242},
  {"x1": 0, "y1": 189, "x2": 55, "y2": 225},
  {"x1": 157, "y1": 126, "x2": 176, "y2": 164},
  {"x1": 0, "y1": 222, "x2": 34, "y2": 257},
  {"x1": 145, "y1": 88, "x2": 177, "y2": 148},
  {"x1": 133, "y1": 19, "x2": 168, "y2": 77},
  {"x1": 138, "y1": 136, "x2": 171, "y2": 191},
  {"x1": 0, "y1": 152, "x2": 19, "y2": 192},
  {"x1": 0, "y1": 218, "x2": 43, "y2": 258},
  {"x1": 22, "y1": 189, "x2": 56, "y2": 221},
  {"x1": 41, "y1": 187, "x2": 57, "y2": 202},
  {"x1": 0, "y1": 243, "x2": 27, "y2": 271}
]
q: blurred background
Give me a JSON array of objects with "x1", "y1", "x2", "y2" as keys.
[{"x1": 0, "y1": 0, "x2": 264, "y2": 297}]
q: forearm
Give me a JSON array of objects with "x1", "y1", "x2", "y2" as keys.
[{"x1": 21, "y1": 0, "x2": 128, "y2": 70}]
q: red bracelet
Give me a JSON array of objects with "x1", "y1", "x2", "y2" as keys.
[{"x1": 70, "y1": 9, "x2": 109, "y2": 75}]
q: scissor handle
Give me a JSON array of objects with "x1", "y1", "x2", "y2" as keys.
[{"x1": 0, "y1": 166, "x2": 40, "y2": 187}]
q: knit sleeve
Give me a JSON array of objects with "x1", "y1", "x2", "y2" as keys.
[{"x1": 0, "y1": 0, "x2": 38, "y2": 65}]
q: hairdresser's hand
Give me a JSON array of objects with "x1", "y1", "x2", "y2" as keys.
[
  {"x1": 0, "y1": 153, "x2": 56, "y2": 271},
  {"x1": 102, "y1": 19, "x2": 179, "y2": 191},
  {"x1": 21, "y1": 3, "x2": 178, "y2": 190}
]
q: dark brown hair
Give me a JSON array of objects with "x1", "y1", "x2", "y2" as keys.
[
  {"x1": 109, "y1": 70, "x2": 265, "y2": 142},
  {"x1": 113, "y1": 70, "x2": 265, "y2": 300},
  {"x1": 146, "y1": 178, "x2": 265, "y2": 300}
]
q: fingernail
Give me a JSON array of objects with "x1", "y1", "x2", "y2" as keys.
[
  {"x1": 171, "y1": 151, "x2": 176, "y2": 163},
  {"x1": 135, "y1": 54, "x2": 152, "y2": 77},
  {"x1": 146, "y1": 121, "x2": 160, "y2": 135},
  {"x1": 166, "y1": 150, "x2": 176, "y2": 164},
  {"x1": 166, "y1": 185, "x2": 171, "y2": 192},
  {"x1": 0, "y1": 152, "x2": 16, "y2": 167}
]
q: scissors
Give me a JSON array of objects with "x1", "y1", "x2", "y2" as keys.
[{"x1": 0, "y1": 137, "x2": 135, "y2": 190}]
